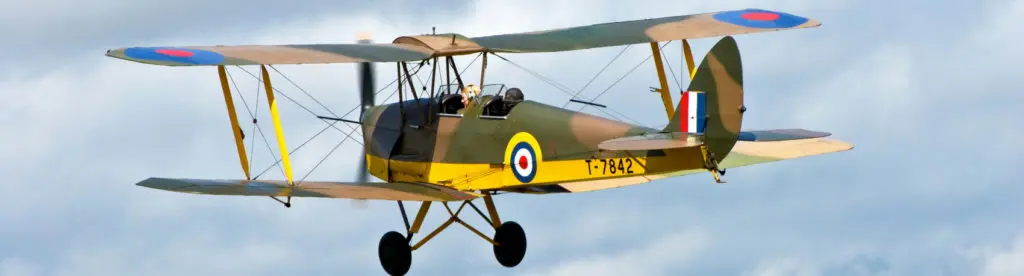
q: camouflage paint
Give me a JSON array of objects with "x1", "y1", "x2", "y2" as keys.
[
  {"x1": 107, "y1": 10, "x2": 853, "y2": 200},
  {"x1": 105, "y1": 9, "x2": 820, "y2": 66},
  {"x1": 664, "y1": 36, "x2": 744, "y2": 163}
]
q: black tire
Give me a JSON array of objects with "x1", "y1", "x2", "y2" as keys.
[
  {"x1": 378, "y1": 231, "x2": 411, "y2": 275},
  {"x1": 492, "y1": 221, "x2": 527, "y2": 267}
]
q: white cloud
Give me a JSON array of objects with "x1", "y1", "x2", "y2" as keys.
[
  {"x1": 524, "y1": 229, "x2": 710, "y2": 276},
  {"x1": 4, "y1": 0, "x2": 1024, "y2": 275},
  {"x1": 970, "y1": 232, "x2": 1024, "y2": 276},
  {"x1": 743, "y1": 258, "x2": 819, "y2": 276}
]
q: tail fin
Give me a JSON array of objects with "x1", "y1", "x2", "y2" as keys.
[{"x1": 663, "y1": 36, "x2": 744, "y2": 164}]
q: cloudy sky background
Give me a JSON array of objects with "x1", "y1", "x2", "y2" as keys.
[{"x1": 3, "y1": 0, "x2": 1023, "y2": 275}]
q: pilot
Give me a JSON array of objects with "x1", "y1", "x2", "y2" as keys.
[
  {"x1": 504, "y1": 87, "x2": 524, "y2": 109},
  {"x1": 461, "y1": 84, "x2": 481, "y2": 107}
]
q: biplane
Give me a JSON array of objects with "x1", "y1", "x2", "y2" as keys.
[{"x1": 105, "y1": 8, "x2": 852, "y2": 275}]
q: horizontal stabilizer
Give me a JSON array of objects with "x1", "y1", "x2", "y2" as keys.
[
  {"x1": 598, "y1": 132, "x2": 702, "y2": 151},
  {"x1": 738, "y1": 129, "x2": 832, "y2": 141},
  {"x1": 726, "y1": 138, "x2": 852, "y2": 163},
  {"x1": 647, "y1": 137, "x2": 854, "y2": 179},
  {"x1": 136, "y1": 177, "x2": 479, "y2": 201}
]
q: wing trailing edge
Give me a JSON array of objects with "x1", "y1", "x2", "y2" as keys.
[{"x1": 136, "y1": 177, "x2": 480, "y2": 201}]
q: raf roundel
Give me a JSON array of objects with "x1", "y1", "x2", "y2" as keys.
[
  {"x1": 712, "y1": 9, "x2": 810, "y2": 29},
  {"x1": 123, "y1": 47, "x2": 226, "y2": 65},
  {"x1": 510, "y1": 142, "x2": 537, "y2": 183}
]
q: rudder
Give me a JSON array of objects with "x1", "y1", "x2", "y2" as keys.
[{"x1": 662, "y1": 36, "x2": 744, "y2": 165}]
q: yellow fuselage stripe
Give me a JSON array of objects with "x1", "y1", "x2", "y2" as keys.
[
  {"x1": 371, "y1": 147, "x2": 703, "y2": 191},
  {"x1": 260, "y1": 65, "x2": 294, "y2": 185},
  {"x1": 217, "y1": 66, "x2": 251, "y2": 180}
]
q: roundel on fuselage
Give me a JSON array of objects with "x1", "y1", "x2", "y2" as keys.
[{"x1": 504, "y1": 132, "x2": 542, "y2": 184}]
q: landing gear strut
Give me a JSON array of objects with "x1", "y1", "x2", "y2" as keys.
[{"x1": 376, "y1": 193, "x2": 525, "y2": 275}]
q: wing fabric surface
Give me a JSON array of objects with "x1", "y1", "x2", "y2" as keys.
[
  {"x1": 597, "y1": 128, "x2": 831, "y2": 151},
  {"x1": 553, "y1": 138, "x2": 852, "y2": 193},
  {"x1": 597, "y1": 132, "x2": 702, "y2": 151},
  {"x1": 105, "y1": 43, "x2": 435, "y2": 66},
  {"x1": 738, "y1": 128, "x2": 832, "y2": 141},
  {"x1": 137, "y1": 177, "x2": 479, "y2": 201},
  {"x1": 104, "y1": 8, "x2": 818, "y2": 66},
  {"x1": 472, "y1": 8, "x2": 820, "y2": 53}
]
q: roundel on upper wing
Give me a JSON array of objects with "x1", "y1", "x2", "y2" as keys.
[
  {"x1": 510, "y1": 142, "x2": 537, "y2": 183},
  {"x1": 711, "y1": 9, "x2": 810, "y2": 29},
  {"x1": 122, "y1": 47, "x2": 226, "y2": 65}
]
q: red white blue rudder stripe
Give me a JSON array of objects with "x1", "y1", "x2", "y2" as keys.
[{"x1": 679, "y1": 91, "x2": 706, "y2": 134}]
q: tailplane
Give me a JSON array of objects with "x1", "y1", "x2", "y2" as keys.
[{"x1": 604, "y1": 36, "x2": 850, "y2": 183}]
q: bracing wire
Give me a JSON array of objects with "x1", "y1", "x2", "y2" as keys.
[
  {"x1": 224, "y1": 68, "x2": 284, "y2": 178},
  {"x1": 561, "y1": 45, "x2": 632, "y2": 108},
  {"x1": 232, "y1": 54, "x2": 476, "y2": 181},
  {"x1": 662, "y1": 46, "x2": 683, "y2": 89},
  {"x1": 489, "y1": 53, "x2": 642, "y2": 125},
  {"x1": 240, "y1": 66, "x2": 413, "y2": 179}
]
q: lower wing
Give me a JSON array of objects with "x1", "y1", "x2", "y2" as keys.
[{"x1": 136, "y1": 178, "x2": 480, "y2": 201}]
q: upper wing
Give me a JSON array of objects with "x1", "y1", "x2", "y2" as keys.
[
  {"x1": 105, "y1": 8, "x2": 818, "y2": 66},
  {"x1": 472, "y1": 8, "x2": 820, "y2": 53},
  {"x1": 137, "y1": 177, "x2": 479, "y2": 201},
  {"x1": 104, "y1": 43, "x2": 435, "y2": 66}
]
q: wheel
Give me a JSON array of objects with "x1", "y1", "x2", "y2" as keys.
[
  {"x1": 378, "y1": 231, "x2": 411, "y2": 275},
  {"x1": 492, "y1": 221, "x2": 527, "y2": 267}
]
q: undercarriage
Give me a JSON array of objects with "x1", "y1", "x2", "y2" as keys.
[{"x1": 378, "y1": 192, "x2": 526, "y2": 275}]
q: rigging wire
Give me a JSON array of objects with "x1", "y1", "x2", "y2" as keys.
[
  {"x1": 225, "y1": 68, "x2": 284, "y2": 178},
  {"x1": 293, "y1": 55, "x2": 471, "y2": 183},
  {"x1": 489, "y1": 53, "x2": 640, "y2": 124},
  {"x1": 239, "y1": 55, "x2": 473, "y2": 180},
  {"x1": 661, "y1": 45, "x2": 683, "y2": 89},
  {"x1": 561, "y1": 45, "x2": 632, "y2": 108},
  {"x1": 250, "y1": 68, "x2": 264, "y2": 174},
  {"x1": 584, "y1": 41, "x2": 675, "y2": 107},
  {"x1": 245, "y1": 77, "x2": 410, "y2": 180},
  {"x1": 571, "y1": 41, "x2": 678, "y2": 126},
  {"x1": 234, "y1": 65, "x2": 409, "y2": 179}
]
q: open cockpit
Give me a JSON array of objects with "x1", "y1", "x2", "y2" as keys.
[{"x1": 436, "y1": 83, "x2": 524, "y2": 118}]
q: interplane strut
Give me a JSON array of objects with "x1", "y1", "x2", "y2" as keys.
[{"x1": 217, "y1": 65, "x2": 252, "y2": 180}]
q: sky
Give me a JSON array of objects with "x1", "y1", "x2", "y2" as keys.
[{"x1": 2, "y1": 0, "x2": 1023, "y2": 275}]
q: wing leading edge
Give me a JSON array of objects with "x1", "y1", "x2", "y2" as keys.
[
  {"x1": 137, "y1": 177, "x2": 480, "y2": 201},
  {"x1": 105, "y1": 8, "x2": 818, "y2": 66},
  {"x1": 473, "y1": 8, "x2": 820, "y2": 53},
  {"x1": 104, "y1": 43, "x2": 436, "y2": 66}
]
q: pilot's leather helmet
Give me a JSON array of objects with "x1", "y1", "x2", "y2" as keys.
[{"x1": 504, "y1": 87, "x2": 524, "y2": 104}]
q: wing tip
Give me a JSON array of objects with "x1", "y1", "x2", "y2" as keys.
[
  {"x1": 136, "y1": 177, "x2": 190, "y2": 190},
  {"x1": 738, "y1": 128, "x2": 834, "y2": 142}
]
